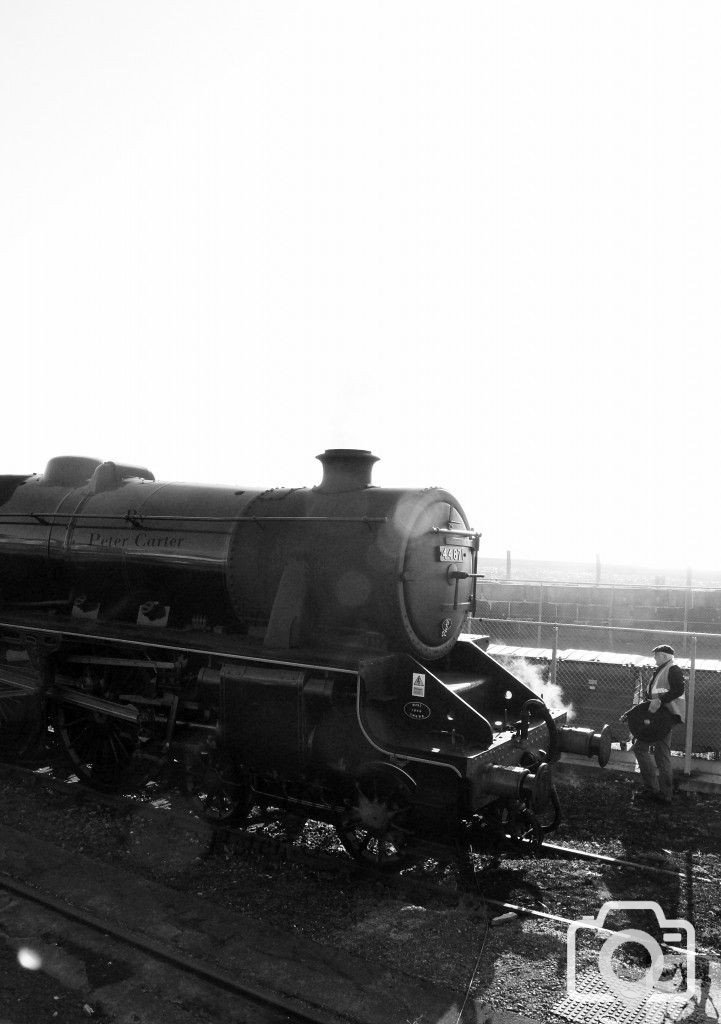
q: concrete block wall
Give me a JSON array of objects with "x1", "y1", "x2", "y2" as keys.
[{"x1": 477, "y1": 581, "x2": 721, "y2": 634}]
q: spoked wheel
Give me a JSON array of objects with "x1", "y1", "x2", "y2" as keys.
[
  {"x1": 336, "y1": 767, "x2": 415, "y2": 872},
  {"x1": 183, "y1": 738, "x2": 254, "y2": 826},
  {"x1": 53, "y1": 661, "x2": 159, "y2": 792},
  {"x1": 53, "y1": 701, "x2": 141, "y2": 791}
]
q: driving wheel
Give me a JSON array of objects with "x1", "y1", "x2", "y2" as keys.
[
  {"x1": 54, "y1": 700, "x2": 141, "y2": 791},
  {"x1": 52, "y1": 663, "x2": 154, "y2": 791},
  {"x1": 336, "y1": 767, "x2": 415, "y2": 872},
  {"x1": 183, "y1": 737, "x2": 254, "y2": 825}
]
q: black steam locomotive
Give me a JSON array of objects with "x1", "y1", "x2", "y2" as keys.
[{"x1": 0, "y1": 450, "x2": 610, "y2": 867}]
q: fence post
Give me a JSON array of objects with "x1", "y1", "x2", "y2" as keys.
[
  {"x1": 506, "y1": 550, "x2": 511, "y2": 580},
  {"x1": 537, "y1": 584, "x2": 543, "y2": 646},
  {"x1": 683, "y1": 635, "x2": 697, "y2": 777},
  {"x1": 609, "y1": 587, "x2": 615, "y2": 650},
  {"x1": 551, "y1": 625, "x2": 558, "y2": 687}
]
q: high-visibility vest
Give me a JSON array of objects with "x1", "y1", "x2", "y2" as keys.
[{"x1": 650, "y1": 661, "x2": 686, "y2": 723}]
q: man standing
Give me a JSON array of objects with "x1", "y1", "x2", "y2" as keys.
[{"x1": 633, "y1": 644, "x2": 686, "y2": 805}]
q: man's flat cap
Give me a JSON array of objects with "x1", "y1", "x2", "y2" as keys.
[{"x1": 652, "y1": 644, "x2": 675, "y2": 655}]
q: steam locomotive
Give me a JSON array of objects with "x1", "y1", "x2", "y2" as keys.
[{"x1": 0, "y1": 450, "x2": 610, "y2": 868}]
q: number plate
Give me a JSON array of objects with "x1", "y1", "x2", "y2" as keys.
[{"x1": 439, "y1": 545, "x2": 465, "y2": 562}]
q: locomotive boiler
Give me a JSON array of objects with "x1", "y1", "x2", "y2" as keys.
[{"x1": 0, "y1": 450, "x2": 610, "y2": 867}]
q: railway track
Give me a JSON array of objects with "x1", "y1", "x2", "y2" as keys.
[
  {"x1": 0, "y1": 810, "x2": 474, "y2": 1024},
  {"x1": 1, "y1": 758, "x2": 718, "y2": 1024},
  {"x1": 526, "y1": 839, "x2": 714, "y2": 881},
  {"x1": 1, "y1": 758, "x2": 714, "y2": 888},
  {"x1": 0, "y1": 865, "x2": 342, "y2": 1024}
]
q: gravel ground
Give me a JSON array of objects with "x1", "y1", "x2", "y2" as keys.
[{"x1": 0, "y1": 758, "x2": 719, "y2": 1024}]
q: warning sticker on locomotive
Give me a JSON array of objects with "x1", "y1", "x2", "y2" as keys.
[
  {"x1": 412, "y1": 673, "x2": 425, "y2": 697},
  {"x1": 404, "y1": 701, "x2": 431, "y2": 721},
  {"x1": 439, "y1": 545, "x2": 465, "y2": 562}
]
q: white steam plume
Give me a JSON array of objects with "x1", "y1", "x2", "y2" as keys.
[{"x1": 502, "y1": 657, "x2": 575, "y2": 722}]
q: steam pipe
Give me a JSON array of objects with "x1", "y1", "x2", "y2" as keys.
[{"x1": 519, "y1": 698, "x2": 560, "y2": 763}]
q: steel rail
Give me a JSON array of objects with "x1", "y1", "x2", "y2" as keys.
[
  {"x1": 539, "y1": 840, "x2": 714, "y2": 881},
  {"x1": 478, "y1": 895, "x2": 717, "y2": 958},
  {"x1": 492, "y1": 830, "x2": 714, "y2": 882}
]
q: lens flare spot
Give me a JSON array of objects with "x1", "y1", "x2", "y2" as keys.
[{"x1": 17, "y1": 947, "x2": 42, "y2": 970}]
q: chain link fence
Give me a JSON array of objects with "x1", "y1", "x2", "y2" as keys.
[{"x1": 467, "y1": 617, "x2": 721, "y2": 766}]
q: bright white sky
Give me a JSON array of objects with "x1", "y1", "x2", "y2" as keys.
[{"x1": 2, "y1": 2, "x2": 720, "y2": 568}]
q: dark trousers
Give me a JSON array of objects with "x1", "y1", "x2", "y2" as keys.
[{"x1": 633, "y1": 734, "x2": 673, "y2": 800}]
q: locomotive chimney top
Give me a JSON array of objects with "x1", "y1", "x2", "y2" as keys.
[{"x1": 316, "y1": 449, "x2": 379, "y2": 491}]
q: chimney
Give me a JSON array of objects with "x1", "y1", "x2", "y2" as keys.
[{"x1": 315, "y1": 449, "x2": 379, "y2": 492}]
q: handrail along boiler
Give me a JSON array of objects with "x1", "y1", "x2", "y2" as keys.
[{"x1": 0, "y1": 450, "x2": 610, "y2": 867}]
